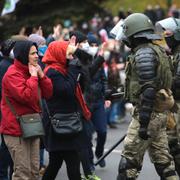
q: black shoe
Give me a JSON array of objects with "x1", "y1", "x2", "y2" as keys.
[
  {"x1": 98, "y1": 159, "x2": 106, "y2": 168},
  {"x1": 109, "y1": 123, "x2": 118, "y2": 129},
  {"x1": 90, "y1": 164, "x2": 95, "y2": 173}
]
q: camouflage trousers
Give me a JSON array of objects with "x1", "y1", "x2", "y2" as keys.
[
  {"x1": 121, "y1": 110, "x2": 177, "y2": 179},
  {"x1": 167, "y1": 102, "x2": 180, "y2": 176},
  {"x1": 167, "y1": 102, "x2": 180, "y2": 141}
]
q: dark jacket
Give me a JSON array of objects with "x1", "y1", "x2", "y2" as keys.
[
  {"x1": 43, "y1": 68, "x2": 84, "y2": 152},
  {"x1": 84, "y1": 67, "x2": 106, "y2": 108},
  {"x1": 0, "y1": 57, "x2": 14, "y2": 100}
]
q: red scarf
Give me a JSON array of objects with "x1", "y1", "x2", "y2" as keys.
[{"x1": 42, "y1": 41, "x2": 91, "y2": 120}]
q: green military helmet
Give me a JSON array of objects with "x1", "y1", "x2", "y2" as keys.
[{"x1": 123, "y1": 13, "x2": 154, "y2": 38}]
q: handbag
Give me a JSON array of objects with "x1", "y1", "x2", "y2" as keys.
[
  {"x1": 5, "y1": 91, "x2": 44, "y2": 139},
  {"x1": 44, "y1": 101, "x2": 82, "y2": 136},
  {"x1": 51, "y1": 112, "x2": 82, "y2": 136}
]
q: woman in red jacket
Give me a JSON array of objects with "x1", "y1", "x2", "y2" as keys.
[{"x1": 0, "y1": 40, "x2": 53, "y2": 180}]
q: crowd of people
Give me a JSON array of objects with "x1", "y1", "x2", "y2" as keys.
[{"x1": 0, "y1": 3, "x2": 180, "y2": 180}]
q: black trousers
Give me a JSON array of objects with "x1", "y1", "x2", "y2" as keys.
[
  {"x1": 0, "y1": 135, "x2": 13, "y2": 180},
  {"x1": 42, "y1": 150, "x2": 81, "y2": 180}
]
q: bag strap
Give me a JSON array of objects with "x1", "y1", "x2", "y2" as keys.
[
  {"x1": 5, "y1": 96, "x2": 20, "y2": 120},
  {"x1": 43, "y1": 100, "x2": 52, "y2": 119},
  {"x1": 5, "y1": 85, "x2": 42, "y2": 119}
]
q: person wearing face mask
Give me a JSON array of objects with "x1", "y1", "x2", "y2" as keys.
[
  {"x1": 28, "y1": 33, "x2": 48, "y2": 70},
  {"x1": 83, "y1": 33, "x2": 111, "y2": 171},
  {"x1": 0, "y1": 40, "x2": 53, "y2": 180},
  {"x1": 69, "y1": 31, "x2": 111, "y2": 179},
  {"x1": 0, "y1": 39, "x2": 16, "y2": 180},
  {"x1": 28, "y1": 33, "x2": 49, "y2": 176},
  {"x1": 68, "y1": 31, "x2": 103, "y2": 180}
]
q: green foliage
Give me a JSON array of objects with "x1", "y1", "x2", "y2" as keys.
[{"x1": 102, "y1": 0, "x2": 180, "y2": 15}]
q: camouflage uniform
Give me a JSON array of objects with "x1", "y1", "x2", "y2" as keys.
[
  {"x1": 156, "y1": 18, "x2": 180, "y2": 177},
  {"x1": 119, "y1": 43, "x2": 176, "y2": 180},
  {"x1": 123, "y1": 110, "x2": 174, "y2": 178},
  {"x1": 167, "y1": 45, "x2": 180, "y2": 176},
  {"x1": 110, "y1": 13, "x2": 177, "y2": 180}
]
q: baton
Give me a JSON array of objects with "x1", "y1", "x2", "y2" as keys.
[{"x1": 94, "y1": 134, "x2": 126, "y2": 166}]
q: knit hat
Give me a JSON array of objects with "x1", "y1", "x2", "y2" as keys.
[
  {"x1": 1, "y1": 39, "x2": 16, "y2": 56},
  {"x1": 69, "y1": 31, "x2": 87, "y2": 44},
  {"x1": 28, "y1": 34, "x2": 46, "y2": 46},
  {"x1": 87, "y1": 33, "x2": 99, "y2": 45}
]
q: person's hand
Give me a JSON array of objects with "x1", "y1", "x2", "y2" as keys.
[
  {"x1": 138, "y1": 127, "x2": 150, "y2": 140},
  {"x1": 66, "y1": 36, "x2": 78, "y2": 59},
  {"x1": 36, "y1": 64, "x2": 44, "y2": 79},
  {"x1": 104, "y1": 100, "x2": 111, "y2": 108},
  {"x1": 28, "y1": 64, "x2": 38, "y2": 77},
  {"x1": 98, "y1": 42, "x2": 107, "y2": 56}
]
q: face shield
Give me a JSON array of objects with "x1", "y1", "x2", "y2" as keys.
[
  {"x1": 110, "y1": 20, "x2": 125, "y2": 40},
  {"x1": 156, "y1": 17, "x2": 179, "y2": 33},
  {"x1": 156, "y1": 17, "x2": 180, "y2": 41}
]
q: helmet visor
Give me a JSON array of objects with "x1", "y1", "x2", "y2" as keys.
[
  {"x1": 155, "y1": 17, "x2": 178, "y2": 33},
  {"x1": 110, "y1": 20, "x2": 125, "y2": 40}
]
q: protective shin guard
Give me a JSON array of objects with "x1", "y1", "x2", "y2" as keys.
[{"x1": 117, "y1": 157, "x2": 137, "y2": 180}]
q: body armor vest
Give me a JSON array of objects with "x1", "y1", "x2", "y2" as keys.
[{"x1": 125, "y1": 43, "x2": 172, "y2": 105}]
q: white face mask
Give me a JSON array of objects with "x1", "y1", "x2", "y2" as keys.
[
  {"x1": 81, "y1": 42, "x2": 90, "y2": 52},
  {"x1": 9, "y1": 49, "x2": 14, "y2": 59},
  {"x1": 88, "y1": 46, "x2": 98, "y2": 57}
]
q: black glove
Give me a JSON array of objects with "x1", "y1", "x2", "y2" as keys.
[
  {"x1": 138, "y1": 126, "x2": 150, "y2": 140},
  {"x1": 170, "y1": 102, "x2": 179, "y2": 113}
]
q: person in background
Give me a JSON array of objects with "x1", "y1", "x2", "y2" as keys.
[
  {"x1": 69, "y1": 31, "x2": 108, "y2": 179},
  {"x1": 46, "y1": 23, "x2": 62, "y2": 45},
  {"x1": 28, "y1": 33, "x2": 47, "y2": 69},
  {"x1": 0, "y1": 40, "x2": 52, "y2": 180},
  {"x1": 28, "y1": 33, "x2": 48, "y2": 176},
  {"x1": 84, "y1": 33, "x2": 110, "y2": 170},
  {"x1": 0, "y1": 39, "x2": 16, "y2": 180}
]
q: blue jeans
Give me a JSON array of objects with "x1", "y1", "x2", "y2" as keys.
[
  {"x1": 0, "y1": 135, "x2": 13, "y2": 180},
  {"x1": 106, "y1": 101, "x2": 125, "y2": 124}
]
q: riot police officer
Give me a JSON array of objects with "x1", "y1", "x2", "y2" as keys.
[
  {"x1": 156, "y1": 17, "x2": 180, "y2": 177},
  {"x1": 111, "y1": 13, "x2": 177, "y2": 180}
]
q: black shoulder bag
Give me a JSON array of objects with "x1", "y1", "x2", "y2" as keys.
[{"x1": 43, "y1": 100, "x2": 82, "y2": 137}]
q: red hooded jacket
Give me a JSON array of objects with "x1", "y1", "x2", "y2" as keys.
[{"x1": 0, "y1": 60, "x2": 53, "y2": 136}]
